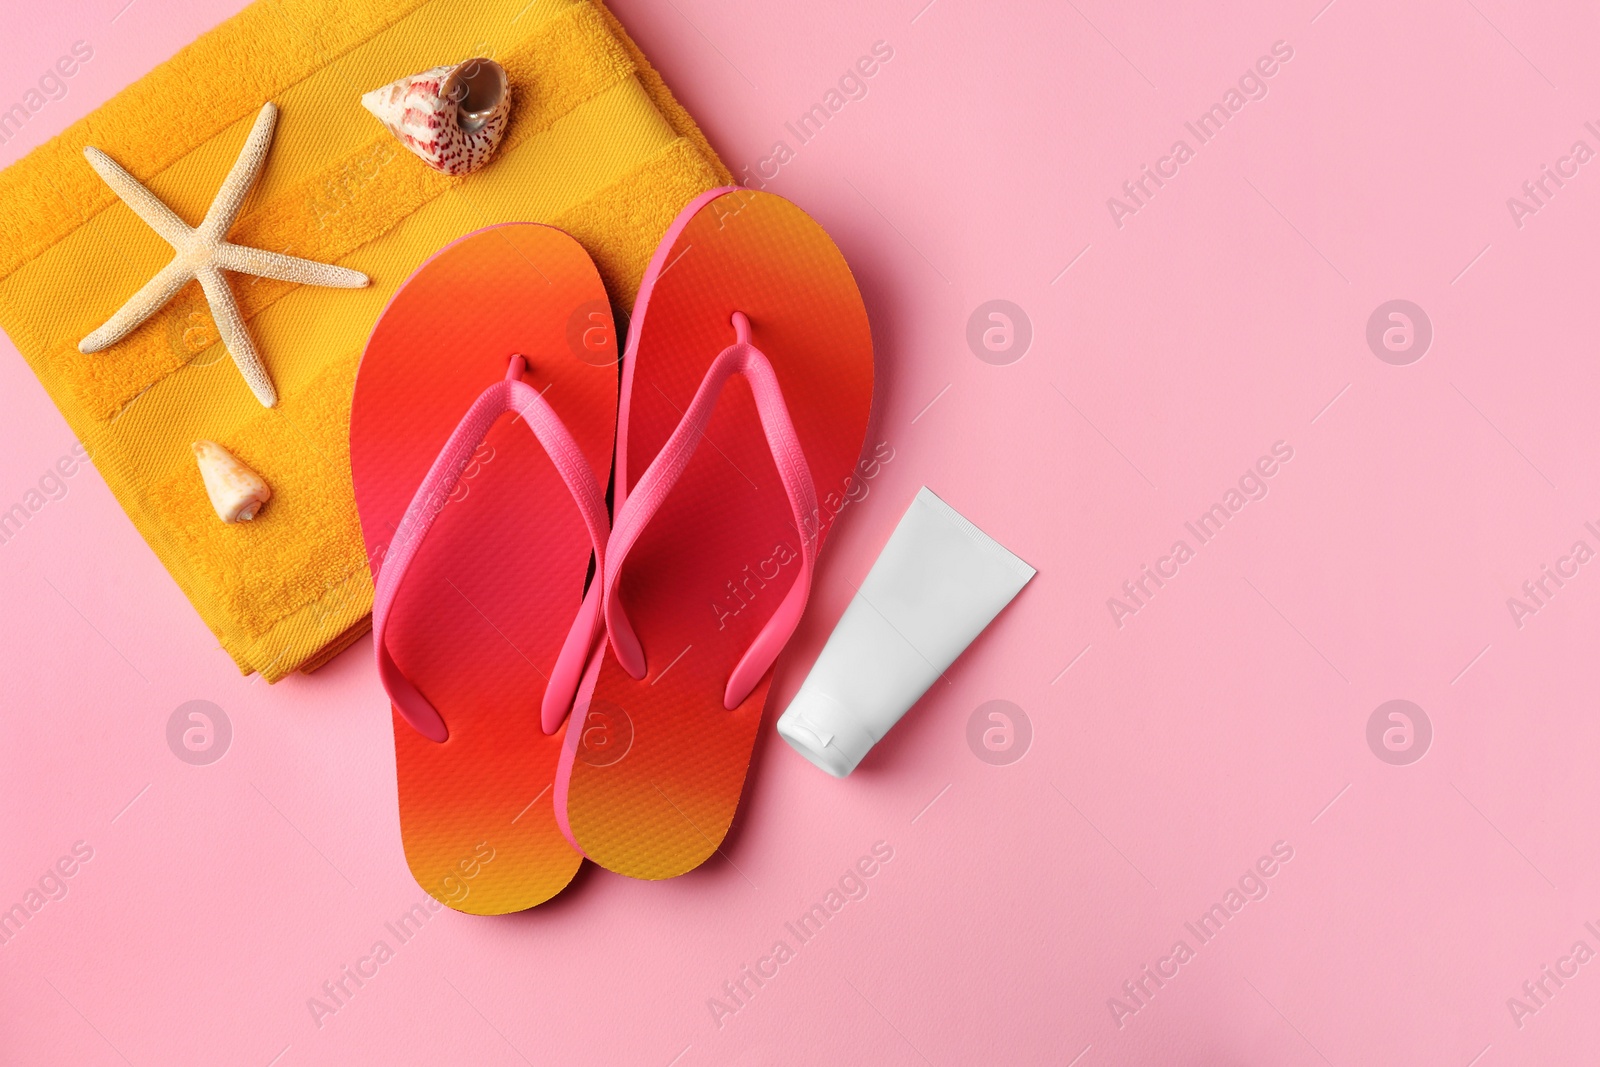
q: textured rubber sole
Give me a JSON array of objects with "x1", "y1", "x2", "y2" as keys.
[
  {"x1": 557, "y1": 189, "x2": 874, "y2": 880},
  {"x1": 352, "y1": 224, "x2": 618, "y2": 912}
]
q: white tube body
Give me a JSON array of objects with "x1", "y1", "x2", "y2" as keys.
[{"x1": 777, "y1": 487, "x2": 1036, "y2": 777}]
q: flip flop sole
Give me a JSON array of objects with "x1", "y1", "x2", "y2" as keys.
[
  {"x1": 352, "y1": 224, "x2": 618, "y2": 913},
  {"x1": 558, "y1": 189, "x2": 873, "y2": 879}
]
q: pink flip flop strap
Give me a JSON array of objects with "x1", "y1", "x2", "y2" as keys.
[
  {"x1": 604, "y1": 313, "x2": 820, "y2": 710},
  {"x1": 372, "y1": 356, "x2": 610, "y2": 743}
]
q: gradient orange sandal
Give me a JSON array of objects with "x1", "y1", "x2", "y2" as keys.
[
  {"x1": 351, "y1": 223, "x2": 618, "y2": 913},
  {"x1": 554, "y1": 188, "x2": 874, "y2": 879}
]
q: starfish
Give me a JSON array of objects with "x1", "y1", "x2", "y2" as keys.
[{"x1": 78, "y1": 102, "x2": 368, "y2": 407}]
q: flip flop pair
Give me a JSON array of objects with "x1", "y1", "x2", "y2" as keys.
[{"x1": 351, "y1": 189, "x2": 873, "y2": 913}]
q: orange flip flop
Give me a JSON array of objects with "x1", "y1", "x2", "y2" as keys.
[
  {"x1": 351, "y1": 224, "x2": 618, "y2": 913},
  {"x1": 555, "y1": 188, "x2": 874, "y2": 880}
]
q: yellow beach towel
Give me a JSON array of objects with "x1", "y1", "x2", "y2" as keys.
[{"x1": 0, "y1": 0, "x2": 729, "y2": 680}]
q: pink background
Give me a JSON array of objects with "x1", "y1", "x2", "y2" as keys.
[{"x1": 4, "y1": 0, "x2": 1600, "y2": 1063}]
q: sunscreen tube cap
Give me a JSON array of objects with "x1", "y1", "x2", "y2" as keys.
[{"x1": 777, "y1": 689, "x2": 878, "y2": 778}]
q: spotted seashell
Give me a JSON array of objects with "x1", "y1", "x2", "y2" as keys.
[
  {"x1": 360, "y1": 58, "x2": 510, "y2": 177},
  {"x1": 193, "y1": 440, "x2": 271, "y2": 523}
]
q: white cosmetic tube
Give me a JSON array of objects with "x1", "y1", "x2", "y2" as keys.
[{"x1": 777, "y1": 487, "x2": 1036, "y2": 777}]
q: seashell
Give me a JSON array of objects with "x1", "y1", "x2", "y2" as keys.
[
  {"x1": 360, "y1": 58, "x2": 510, "y2": 176},
  {"x1": 193, "y1": 440, "x2": 272, "y2": 523}
]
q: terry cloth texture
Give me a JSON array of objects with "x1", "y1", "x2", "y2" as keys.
[{"x1": 0, "y1": 0, "x2": 729, "y2": 681}]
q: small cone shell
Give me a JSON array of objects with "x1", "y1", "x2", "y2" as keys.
[
  {"x1": 193, "y1": 440, "x2": 272, "y2": 523},
  {"x1": 360, "y1": 58, "x2": 510, "y2": 176}
]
